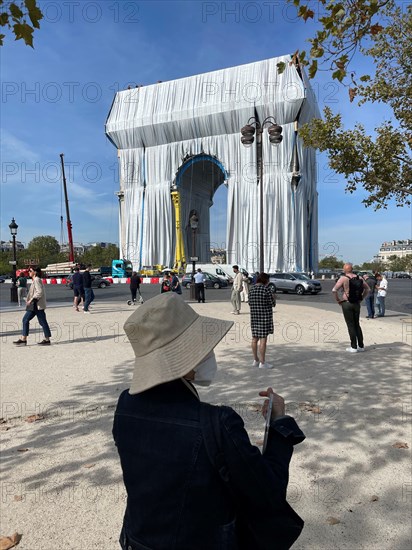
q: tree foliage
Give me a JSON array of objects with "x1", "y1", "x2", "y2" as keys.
[
  {"x1": 386, "y1": 254, "x2": 412, "y2": 272},
  {"x1": 0, "y1": 0, "x2": 43, "y2": 47},
  {"x1": 283, "y1": 0, "x2": 412, "y2": 209},
  {"x1": 318, "y1": 255, "x2": 342, "y2": 269},
  {"x1": 81, "y1": 244, "x2": 120, "y2": 267},
  {"x1": 299, "y1": 107, "x2": 411, "y2": 208},
  {"x1": 26, "y1": 236, "x2": 61, "y2": 266},
  {"x1": 359, "y1": 259, "x2": 385, "y2": 272}
]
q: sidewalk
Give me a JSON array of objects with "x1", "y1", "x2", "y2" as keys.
[{"x1": 1, "y1": 300, "x2": 411, "y2": 550}]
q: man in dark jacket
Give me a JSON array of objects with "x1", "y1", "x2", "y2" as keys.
[
  {"x1": 83, "y1": 265, "x2": 95, "y2": 313},
  {"x1": 129, "y1": 272, "x2": 142, "y2": 304},
  {"x1": 72, "y1": 267, "x2": 84, "y2": 312},
  {"x1": 363, "y1": 273, "x2": 377, "y2": 319},
  {"x1": 113, "y1": 293, "x2": 305, "y2": 550}
]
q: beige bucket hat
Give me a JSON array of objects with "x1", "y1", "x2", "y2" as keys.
[{"x1": 124, "y1": 293, "x2": 233, "y2": 394}]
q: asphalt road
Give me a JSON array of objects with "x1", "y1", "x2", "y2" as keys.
[{"x1": 1, "y1": 278, "x2": 411, "y2": 314}]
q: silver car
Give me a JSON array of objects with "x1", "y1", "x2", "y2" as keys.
[{"x1": 268, "y1": 272, "x2": 322, "y2": 295}]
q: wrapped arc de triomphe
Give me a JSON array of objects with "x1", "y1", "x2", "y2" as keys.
[{"x1": 105, "y1": 54, "x2": 320, "y2": 273}]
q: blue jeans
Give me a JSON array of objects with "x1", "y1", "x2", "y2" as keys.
[
  {"x1": 22, "y1": 309, "x2": 51, "y2": 338},
  {"x1": 84, "y1": 288, "x2": 95, "y2": 311},
  {"x1": 364, "y1": 294, "x2": 375, "y2": 318},
  {"x1": 376, "y1": 296, "x2": 385, "y2": 316}
]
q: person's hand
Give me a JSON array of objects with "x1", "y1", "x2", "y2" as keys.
[{"x1": 259, "y1": 387, "x2": 285, "y2": 420}]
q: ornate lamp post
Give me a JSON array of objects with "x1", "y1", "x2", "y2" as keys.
[
  {"x1": 241, "y1": 117, "x2": 282, "y2": 273},
  {"x1": 189, "y1": 210, "x2": 199, "y2": 300},
  {"x1": 9, "y1": 217, "x2": 18, "y2": 303}
]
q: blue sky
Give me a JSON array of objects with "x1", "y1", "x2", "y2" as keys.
[{"x1": 1, "y1": 0, "x2": 410, "y2": 265}]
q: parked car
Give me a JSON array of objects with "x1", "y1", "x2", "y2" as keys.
[
  {"x1": 0, "y1": 275, "x2": 7, "y2": 283},
  {"x1": 65, "y1": 274, "x2": 111, "y2": 289},
  {"x1": 182, "y1": 272, "x2": 228, "y2": 289},
  {"x1": 267, "y1": 272, "x2": 322, "y2": 295}
]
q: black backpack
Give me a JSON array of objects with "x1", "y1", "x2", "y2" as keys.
[{"x1": 345, "y1": 275, "x2": 364, "y2": 303}]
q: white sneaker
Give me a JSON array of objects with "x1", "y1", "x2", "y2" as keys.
[
  {"x1": 231, "y1": 311, "x2": 239, "y2": 315},
  {"x1": 252, "y1": 360, "x2": 259, "y2": 367},
  {"x1": 259, "y1": 362, "x2": 273, "y2": 369},
  {"x1": 357, "y1": 347, "x2": 365, "y2": 352},
  {"x1": 346, "y1": 347, "x2": 358, "y2": 353}
]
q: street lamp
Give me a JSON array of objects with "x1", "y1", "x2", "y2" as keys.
[
  {"x1": 189, "y1": 210, "x2": 199, "y2": 300},
  {"x1": 241, "y1": 117, "x2": 282, "y2": 273},
  {"x1": 9, "y1": 217, "x2": 18, "y2": 303}
]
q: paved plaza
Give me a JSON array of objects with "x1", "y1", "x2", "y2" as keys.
[{"x1": 1, "y1": 299, "x2": 411, "y2": 549}]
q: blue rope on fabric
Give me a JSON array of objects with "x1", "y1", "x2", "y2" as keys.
[{"x1": 175, "y1": 155, "x2": 227, "y2": 187}]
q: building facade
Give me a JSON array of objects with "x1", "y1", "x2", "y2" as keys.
[
  {"x1": 376, "y1": 240, "x2": 412, "y2": 262},
  {"x1": 106, "y1": 55, "x2": 320, "y2": 273}
]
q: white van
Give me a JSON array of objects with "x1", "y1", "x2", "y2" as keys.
[{"x1": 185, "y1": 264, "x2": 248, "y2": 283}]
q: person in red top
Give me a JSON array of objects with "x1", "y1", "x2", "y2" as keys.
[{"x1": 332, "y1": 263, "x2": 369, "y2": 353}]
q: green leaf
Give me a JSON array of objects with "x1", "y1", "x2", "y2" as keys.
[
  {"x1": 0, "y1": 33, "x2": 4, "y2": 45},
  {"x1": 308, "y1": 60, "x2": 318, "y2": 79},
  {"x1": 0, "y1": 12, "x2": 9, "y2": 26},
  {"x1": 277, "y1": 61, "x2": 286, "y2": 74},
  {"x1": 9, "y1": 3, "x2": 23, "y2": 19},
  {"x1": 311, "y1": 47, "x2": 324, "y2": 58},
  {"x1": 25, "y1": 0, "x2": 43, "y2": 27},
  {"x1": 332, "y1": 69, "x2": 346, "y2": 82},
  {"x1": 359, "y1": 75, "x2": 371, "y2": 82},
  {"x1": 13, "y1": 22, "x2": 34, "y2": 47}
]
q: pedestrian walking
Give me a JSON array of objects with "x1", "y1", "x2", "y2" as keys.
[
  {"x1": 83, "y1": 264, "x2": 95, "y2": 313},
  {"x1": 13, "y1": 267, "x2": 52, "y2": 346},
  {"x1": 363, "y1": 273, "x2": 377, "y2": 319},
  {"x1": 129, "y1": 272, "x2": 142, "y2": 304},
  {"x1": 160, "y1": 273, "x2": 172, "y2": 293},
  {"x1": 231, "y1": 265, "x2": 243, "y2": 314},
  {"x1": 375, "y1": 273, "x2": 388, "y2": 317},
  {"x1": 170, "y1": 271, "x2": 182, "y2": 295},
  {"x1": 248, "y1": 272, "x2": 276, "y2": 369},
  {"x1": 240, "y1": 271, "x2": 250, "y2": 303},
  {"x1": 16, "y1": 272, "x2": 28, "y2": 307},
  {"x1": 332, "y1": 263, "x2": 369, "y2": 352},
  {"x1": 193, "y1": 268, "x2": 206, "y2": 302},
  {"x1": 113, "y1": 293, "x2": 305, "y2": 550},
  {"x1": 72, "y1": 267, "x2": 84, "y2": 311}
]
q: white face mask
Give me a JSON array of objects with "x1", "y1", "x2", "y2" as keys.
[{"x1": 193, "y1": 351, "x2": 217, "y2": 387}]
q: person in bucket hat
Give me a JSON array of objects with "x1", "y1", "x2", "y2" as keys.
[{"x1": 113, "y1": 293, "x2": 305, "y2": 550}]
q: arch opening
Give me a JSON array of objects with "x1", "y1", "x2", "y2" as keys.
[{"x1": 174, "y1": 154, "x2": 227, "y2": 265}]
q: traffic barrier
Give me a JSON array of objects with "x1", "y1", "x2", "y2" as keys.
[{"x1": 39, "y1": 277, "x2": 163, "y2": 284}]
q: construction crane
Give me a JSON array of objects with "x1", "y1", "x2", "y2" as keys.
[
  {"x1": 170, "y1": 183, "x2": 186, "y2": 272},
  {"x1": 59, "y1": 153, "x2": 75, "y2": 262}
]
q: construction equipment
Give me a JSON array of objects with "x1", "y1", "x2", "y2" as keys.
[
  {"x1": 44, "y1": 261, "x2": 77, "y2": 277},
  {"x1": 59, "y1": 154, "x2": 75, "y2": 262},
  {"x1": 171, "y1": 184, "x2": 186, "y2": 271}
]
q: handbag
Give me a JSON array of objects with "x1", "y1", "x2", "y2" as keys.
[{"x1": 26, "y1": 299, "x2": 38, "y2": 312}]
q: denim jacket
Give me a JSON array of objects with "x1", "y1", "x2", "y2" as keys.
[{"x1": 113, "y1": 380, "x2": 305, "y2": 550}]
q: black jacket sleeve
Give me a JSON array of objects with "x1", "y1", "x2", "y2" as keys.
[{"x1": 219, "y1": 407, "x2": 305, "y2": 550}]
